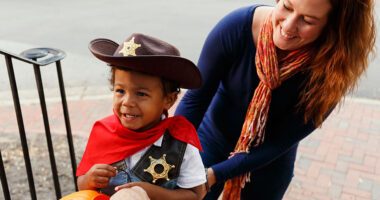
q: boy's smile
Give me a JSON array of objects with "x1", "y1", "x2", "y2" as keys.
[{"x1": 113, "y1": 69, "x2": 173, "y2": 132}]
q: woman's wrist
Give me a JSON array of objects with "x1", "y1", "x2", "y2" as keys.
[
  {"x1": 205, "y1": 167, "x2": 216, "y2": 192},
  {"x1": 204, "y1": 168, "x2": 210, "y2": 192}
]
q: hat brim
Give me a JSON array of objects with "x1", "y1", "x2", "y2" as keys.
[{"x1": 89, "y1": 38, "x2": 201, "y2": 89}]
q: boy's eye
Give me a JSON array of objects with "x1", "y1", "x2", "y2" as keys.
[
  {"x1": 136, "y1": 91, "x2": 147, "y2": 97},
  {"x1": 115, "y1": 88, "x2": 125, "y2": 94}
]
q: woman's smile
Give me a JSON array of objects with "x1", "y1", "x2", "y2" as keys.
[{"x1": 280, "y1": 28, "x2": 296, "y2": 40}]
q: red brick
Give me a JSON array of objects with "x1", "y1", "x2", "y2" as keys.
[
  {"x1": 339, "y1": 143, "x2": 354, "y2": 156},
  {"x1": 340, "y1": 192, "x2": 356, "y2": 200},
  {"x1": 356, "y1": 131, "x2": 370, "y2": 142},
  {"x1": 294, "y1": 167, "x2": 307, "y2": 176},
  {"x1": 349, "y1": 163, "x2": 375, "y2": 173},
  {"x1": 300, "y1": 181, "x2": 328, "y2": 194},
  {"x1": 345, "y1": 170, "x2": 360, "y2": 187},
  {"x1": 307, "y1": 163, "x2": 322, "y2": 178},
  {"x1": 356, "y1": 197, "x2": 370, "y2": 200},
  {"x1": 335, "y1": 160, "x2": 349, "y2": 172},
  {"x1": 325, "y1": 151, "x2": 339, "y2": 164},
  {"x1": 316, "y1": 141, "x2": 330, "y2": 157},
  {"x1": 360, "y1": 172, "x2": 380, "y2": 183},
  {"x1": 298, "y1": 145, "x2": 316, "y2": 155},
  {"x1": 317, "y1": 174, "x2": 332, "y2": 187},
  {"x1": 304, "y1": 153, "x2": 325, "y2": 162},
  {"x1": 342, "y1": 186, "x2": 371, "y2": 198}
]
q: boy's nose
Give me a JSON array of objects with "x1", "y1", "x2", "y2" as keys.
[{"x1": 121, "y1": 95, "x2": 136, "y2": 107}]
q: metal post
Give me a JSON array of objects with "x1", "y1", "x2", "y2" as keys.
[
  {"x1": 56, "y1": 60, "x2": 78, "y2": 190},
  {"x1": 0, "y1": 150, "x2": 11, "y2": 200},
  {"x1": 33, "y1": 64, "x2": 61, "y2": 199},
  {"x1": 5, "y1": 55, "x2": 37, "y2": 200}
]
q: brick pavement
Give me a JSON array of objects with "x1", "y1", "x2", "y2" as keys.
[
  {"x1": 284, "y1": 98, "x2": 380, "y2": 200},
  {"x1": 1, "y1": 87, "x2": 379, "y2": 200}
]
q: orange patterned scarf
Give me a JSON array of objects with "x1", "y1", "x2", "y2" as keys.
[{"x1": 222, "y1": 13, "x2": 312, "y2": 199}]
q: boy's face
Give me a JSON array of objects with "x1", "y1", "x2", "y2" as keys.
[{"x1": 113, "y1": 69, "x2": 175, "y2": 131}]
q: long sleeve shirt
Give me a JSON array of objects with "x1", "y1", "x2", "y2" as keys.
[{"x1": 175, "y1": 5, "x2": 319, "y2": 182}]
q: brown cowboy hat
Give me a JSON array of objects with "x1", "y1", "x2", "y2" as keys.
[{"x1": 89, "y1": 33, "x2": 202, "y2": 89}]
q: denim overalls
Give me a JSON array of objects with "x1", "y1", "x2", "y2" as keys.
[{"x1": 101, "y1": 132, "x2": 187, "y2": 196}]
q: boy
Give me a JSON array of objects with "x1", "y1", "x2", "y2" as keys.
[{"x1": 76, "y1": 33, "x2": 206, "y2": 200}]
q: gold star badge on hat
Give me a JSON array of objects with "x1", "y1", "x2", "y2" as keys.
[
  {"x1": 143, "y1": 154, "x2": 175, "y2": 183},
  {"x1": 119, "y1": 37, "x2": 141, "y2": 56}
]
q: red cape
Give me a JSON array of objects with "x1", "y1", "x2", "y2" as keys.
[{"x1": 76, "y1": 114, "x2": 202, "y2": 176}]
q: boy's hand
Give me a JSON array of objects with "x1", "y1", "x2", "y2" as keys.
[{"x1": 83, "y1": 164, "x2": 117, "y2": 189}]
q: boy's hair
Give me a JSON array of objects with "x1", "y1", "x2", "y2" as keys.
[{"x1": 109, "y1": 67, "x2": 180, "y2": 96}]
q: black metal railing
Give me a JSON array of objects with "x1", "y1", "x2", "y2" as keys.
[
  {"x1": 0, "y1": 48, "x2": 77, "y2": 200},
  {"x1": 0, "y1": 150, "x2": 11, "y2": 200}
]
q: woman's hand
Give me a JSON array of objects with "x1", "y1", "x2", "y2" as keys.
[
  {"x1": 207, "y1": 168, "x2": 216, "y2": 188},
  {"x1": 78, "y1": 164, "x2": 116, "y2": 190}
]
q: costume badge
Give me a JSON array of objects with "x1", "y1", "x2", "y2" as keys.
[
  {"x1": 119, "y1": 37, "x2": 141, "y2": 56},
  {"x1": 143, "y1": 154, "x2": 175, "y2": 183}
]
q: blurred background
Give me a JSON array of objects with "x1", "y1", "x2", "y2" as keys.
[{"x1": 0, "y1": 0, "x2": 379, "y2": 99}]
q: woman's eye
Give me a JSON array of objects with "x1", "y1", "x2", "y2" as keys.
[
  {"x1": 303, "y1": 18, "x2": 313, "y2": 25},
  {"x1": 283, "y1": 2, "x2": 291, "y2": 11}
]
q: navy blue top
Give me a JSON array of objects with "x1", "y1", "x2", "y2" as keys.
[{"x1": 175, "y1": 5, "x2": 319, "y2": 182}]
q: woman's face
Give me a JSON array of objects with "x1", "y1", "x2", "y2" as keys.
[{"x1": 272, "y1": 0, "x2": 331, "y2": 51}]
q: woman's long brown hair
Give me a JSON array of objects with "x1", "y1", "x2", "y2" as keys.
[{"x1": 299, "y1": 0, "x2": 376, "y2": 126}]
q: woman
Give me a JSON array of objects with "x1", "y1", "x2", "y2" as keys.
[{"x1": 175, "y1": 0, "x2": 376, "y2": 199}]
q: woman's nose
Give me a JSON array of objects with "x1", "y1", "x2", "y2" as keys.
[{"x1": 282, "y1": 15, "x2": 298, "y2": 34}]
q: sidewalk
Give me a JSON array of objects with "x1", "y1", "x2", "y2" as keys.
[{"x1": 1, "y1": 87, "x2": 379, "y2": 200}]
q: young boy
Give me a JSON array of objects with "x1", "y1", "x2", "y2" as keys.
[{"x1": 76, "y1": 33, "x2": 206, "y2": 200}]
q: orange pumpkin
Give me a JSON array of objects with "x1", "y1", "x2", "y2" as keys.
[{"x1": 60, "y1": 190, "x2": 109, "y2": 200}]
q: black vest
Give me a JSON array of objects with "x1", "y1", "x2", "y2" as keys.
[{"x1": 131, "y1": 131, "x2": 187, "y2": 186}]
